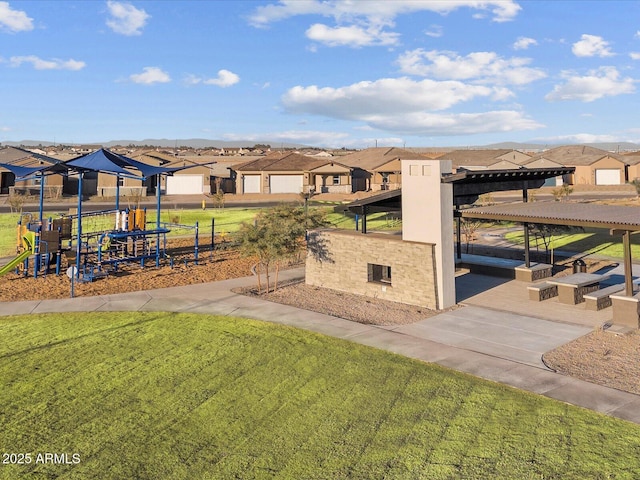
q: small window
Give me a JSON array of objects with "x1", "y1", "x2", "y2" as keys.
[
  {"x1": 368, "y1": 263, "x2": 392, "y2": 285},
  {"x1": 118, "y1": 177, "x2": 125, "y2": 187},
  {"x1": 332, "y1": 175, "x2": 340, "y2": 185}
]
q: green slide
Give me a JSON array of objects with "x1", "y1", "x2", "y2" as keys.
[{"x1": 0, "y1": 232, "x2": 36, "y2": 277}]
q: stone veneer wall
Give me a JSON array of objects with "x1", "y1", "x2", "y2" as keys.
[{"x1": 305, "y1": 229, "x2": 439, "y2": 309}]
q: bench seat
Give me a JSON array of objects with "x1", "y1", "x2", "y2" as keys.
[
  {"x1": 527, "y1": 282, "x2": 558, "y2": 302},
  {"x1": 583, "y1": 284, "x2": 625, "y2": 311}
]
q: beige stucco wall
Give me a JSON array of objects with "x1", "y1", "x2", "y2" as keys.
[
  {"x1": 574, "y1": 157, "x2": 626, "y2": 185},
  {"x1": 305, "y1": 229, "x2": 439, "y2": 309}
]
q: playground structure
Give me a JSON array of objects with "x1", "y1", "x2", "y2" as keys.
[
  {"x1": 0, "y1": 148, "x2": 203, "y2": 295},
  {"x1": 1, "y1": 207, "x2": 201, "y2": 283}
]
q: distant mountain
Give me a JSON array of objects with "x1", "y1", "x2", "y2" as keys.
[
  {"x1": 3, "y1": 138, "x2": 640, "y2": 152},
  {"x1": 1, "y1": 138, "x2": 309, "y2": 149}
]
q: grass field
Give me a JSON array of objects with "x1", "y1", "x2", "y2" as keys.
[
  {"x1": 0, "y1": 206, "x2": 399, "y2": 258},
  {"x1": 1, "y1": 312, "x2": 639, "y2": 479},
  {"x1": 505, "y1": 227, "x2": 640, "y2": 259}
]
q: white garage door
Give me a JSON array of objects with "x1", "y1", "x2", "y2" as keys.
[
  {"x1": 595, "y1": 169, "x2": 621, "y2": 185},
  {"x1": 243, "y1": 175, "x2": 261, "y2": 193},
  {"x1": 166, "y1": 175, "x2": 203, "y2": 195},
  {"x1": 270, "y1": 175, "x2": 303, "y2": 193}
]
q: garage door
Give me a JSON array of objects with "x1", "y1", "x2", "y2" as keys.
[
  {"x1": 166, "y1": 175, "x2": 203, "y2": 195},
  {"x1": 243, "y1": 175, "x2": 261, "y2": 193},
  {"x1": 595, "y1": 169, "x2": 621, "y2": 185},
  {"x1": 270, "y1": 175, "x2": 303, "y2": 193}
]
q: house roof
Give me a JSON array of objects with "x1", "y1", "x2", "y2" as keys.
[
  {"x1": 0, "y1": 146, "x2": 59, "y2": 166},
  {"x1": 234, "y1": 151, "x2": 328, "y2": 172},
  {"x1": 339, "y1": 147, "x2": 430, "y2": 170},
  {"x1": 438, "y1": 149, "x2": 530, "y2": 168},
  {"x1": 526, "y1": 145, "x2": 625, "y2": 166},
  {"x1": 65, "y1": 148, "x2": 189, "y2": 178}
]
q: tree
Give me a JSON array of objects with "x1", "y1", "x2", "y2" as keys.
[
  {"x1": 528, "y1": 224, "x2": 583, "y2": 263},
  {"x1": 237, "y1": 204, "x2": 328, "y2": 293},
  {"x1": 460, "y1": 219, "x2": 484, "y2": 253},
  {"x1": 552, "y1": 184, "x2": 573, "y2": 202}
]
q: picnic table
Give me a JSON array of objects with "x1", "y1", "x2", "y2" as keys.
[{"x1": 547, "y1": 273, "x2": 610, "y2": 305}]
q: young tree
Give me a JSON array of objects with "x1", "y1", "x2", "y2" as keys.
[
  {"x1": 551, "y1": 184, "x2": 573, "y2": 202},
  {"x1": 237, "y1": 204, "x2": 328, "y2": 293}
]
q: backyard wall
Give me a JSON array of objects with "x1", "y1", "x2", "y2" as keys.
[{"x1": 305, "y1": 229, "x2": 439, "y2": 309}]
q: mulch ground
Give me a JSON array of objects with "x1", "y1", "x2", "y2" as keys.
[{"x1": 0, "y1": 239, "x2": 257, "y2": 302}]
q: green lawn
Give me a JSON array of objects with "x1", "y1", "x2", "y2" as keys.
[
  {"x1": 505, "y1": 227, "x2": 640, "y2": 259},
  {"x1": 1, "y1": 312, "x2": 639, "y2": 479}
]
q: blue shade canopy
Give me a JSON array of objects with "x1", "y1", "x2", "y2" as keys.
[
  {"x1": 65, "y1": 148, "x2": 189, "y2": 178},
  {"x1": 0, "y1": 161, "x2": 68, "y2": 180}
]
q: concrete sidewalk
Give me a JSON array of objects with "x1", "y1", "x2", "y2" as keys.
[{"x1": 1, "y1": 267, "x2": 639, "y2": 424}]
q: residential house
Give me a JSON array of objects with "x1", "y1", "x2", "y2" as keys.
[
  {"x1": 340, "y1": 147, "x2": 431, "y2": 192},
  {"x1": 0, "y1": 146, "x2": 64, "y2": 197},
  {"x1": 437, "y1": 149, "x2": 531, "y2": 172},
  {"x1": 526, "y1": 145, "x2": 627, "y2": 185},
  {"x1": 235, "y1": 151, "x2": 352, "y2": 194}
]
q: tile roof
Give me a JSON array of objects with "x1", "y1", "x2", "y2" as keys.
[
  {"x1": 234, "y1": 151, "x2": 329, "y2": 172},
  {"x1": 526, "y1": 145, "x2": 625, "y2": 166},
  {"x1": 339, "y1": 147, "x2": 430, "y2": 170}
]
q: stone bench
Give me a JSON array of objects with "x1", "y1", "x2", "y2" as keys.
[
  {"x1": 584, "y1": 284, "x2": 625, "y2": 311},
  {"x1": 527, "y1": 282, "x2": 558, "y2": 302},
  {"x1": 515, "y1": 263, "x2": 553, "y2": 282}
]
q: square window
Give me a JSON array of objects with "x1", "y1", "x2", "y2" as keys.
[
  {"x1": 368, "y1": 263, "x2": 392, "y2": 285},
  {"x1": 332, "y1": 175, "x2": 340, "y2": 185}
]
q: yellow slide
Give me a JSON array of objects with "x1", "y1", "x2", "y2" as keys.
[{"x1": 0, "y1": 232, "x2": 36, "y2": 276}]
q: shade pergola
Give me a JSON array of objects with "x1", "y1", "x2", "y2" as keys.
[
  {"x1": 342, "y1": 166, "x2": 573, "y2": 234},
  {"x1": 462, "y1": 201, "x2": 640, "y2": 297}
]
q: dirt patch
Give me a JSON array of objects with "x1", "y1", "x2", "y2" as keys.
[
  {"x1": 237, "y1": 281, "x2": 445, "y2": 326},
  {"x1": 544, "y1": 329, "x2": 640, "y2": 395}
]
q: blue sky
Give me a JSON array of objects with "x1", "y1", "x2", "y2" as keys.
[{"x1": 2, "y1": 1, "x2": 640, "y2": 148}]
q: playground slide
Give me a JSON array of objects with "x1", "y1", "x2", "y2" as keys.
[
  {"x1": 0, "y1": 232, "x2": 36, "y2": 277},
  {"x1": 0, "y1": 249, "x2": 32, "y2": 276}
]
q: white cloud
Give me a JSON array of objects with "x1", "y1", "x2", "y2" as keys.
[
  {"x1": 129, "y1": 66, "x2": 170, "y2": 85},
  {"x1": 249, "y1": 1, "x2": 520, "y2": 47},
  {"x1": 0, "y1": 1, "x2": 33, "y2": 33},
  {"x1": 0, "y1": 126, "x2": 10, "y2": 132},
  {"x1": 250, "y1": 0, "x2": 521, "y2": 26},
  {"x1": 283, "y1": 77, "x2": 494, "y2": 117},
  {"x1": 9, "y1": 55, "x2": 86, "y2": 70},
  {"x1": 187, "y1": 70, "x2": 240, "y2": 87},
  {"x1": 424, "y1": 24, "x2": 443, "y2": 38},
  {"x1": 545, "y1": 67, "x2": 635, "y2": 102},
  {"x1": 368, "y1": 110, "x2": 542, "y2": 136},
  {"x1": 281, "y1": 76, "x2": 542, "y2": 137},
  {"x1": 106, "y1": 1, "x2": 150, "y2": 36},
  {"x1": 572, "y1": 34, "x2": 614, "y2": 57},
  {"x1": 513, "y1": 36, "x2": 537, "y2": 50},
  {"x1": 397, "y1": 49, "x2": 546, "y2": 86},
  {"x1": 630, "y1": 52, "x2": 640, "y2": 60},
  {"x1": 306, "y1": 23, "x2": 398, "y2": 47}
]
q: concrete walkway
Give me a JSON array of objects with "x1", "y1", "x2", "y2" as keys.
[{"x1": 1, "y1": 267, "x2": 640, "y2": 424}]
